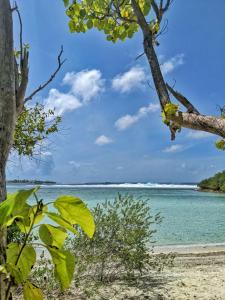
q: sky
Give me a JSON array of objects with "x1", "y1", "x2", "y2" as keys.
[{"x1": 7, "y1": 0, "x2": 225, "y2": 183}]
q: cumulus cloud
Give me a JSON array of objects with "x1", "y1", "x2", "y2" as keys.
[
  {"x1": 161, "y1": 54, "x2": 184, "y2": 75},
  {"x1": 112, "y1": 66, "x2": 146, "y2": 93},
  {"x1": 187, "y1": 131, "x2": 212, "y2": 139},
  {"x1": 63, "y1": 70, "x2": 105, "y2": 103},
  {"x1": 44, "y1": 89, "x2": 82, "y2": 116},
  {"x1": 115, "y1": 103, "x2": 160, "y2": 131},
  {"x1": 44, "y1": 69, "x2": 104, "y2": 116},
  {"x1": 163, "y1": 144, "x2": 184, "y2": 153},
  {"x1": 95, "y1": 135, "x2": 113, "y2": 146}
]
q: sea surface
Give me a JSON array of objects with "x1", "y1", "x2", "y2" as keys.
[{"x1": 6, "y1": 183, "x2": 225, "y2": 246}]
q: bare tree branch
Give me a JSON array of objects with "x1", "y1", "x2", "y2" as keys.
[
  {"x1": 166, "y1": 83, "x2": 200, "y2": 115},
  {"x1": 130, "y1": 0, "x2": 225, "y2": 140},
  {"x1": 14, "y1": 2, "x2": 23, "y2": 67},
  {"x1": 152, "y1": 0, "x2": 174, "y2": 23},
  {"x1": 16, "y1": 48, "x2": 29, "y2": 114},
  {"x1": 131, "y1": 0, "x2": 170, "y2": 110},
  {"x1": 13, "y1": 3, "x2": 29, "y2": 115},
  {"x1": 24, "y1": 46, "x2": 66, "y2": 104}
]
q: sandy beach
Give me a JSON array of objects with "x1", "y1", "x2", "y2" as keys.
[
  {"x1": 152, "y1": 244, "x2": 225, "y2": 300},
  {"x1": 89, "y1": 244, "x2": 225, "y2": 300},
  {"x1": 13, "y1": 244, "x2": 225, "y2": 299}
]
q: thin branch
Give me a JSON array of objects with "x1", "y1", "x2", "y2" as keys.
[
  {"x1": 152, "y1": 0, "x2": 174, "y2": 23},
  {"x1": 135, "y1": 52, "x2": 145, "y2": 60},
  {"x1": 15, "y1": 2, "x2": 23, "y2": 67},
  {"x1": 166, "y1": 83, "x2": 200, "y2": 115},
  {"x1": 24, "y1": 46, "x2": 66, "y2": 103},
  {"x1": 13, "y1": 2, "x2": 29, "y2": 115},
  {"x1": 162, "y1": 0, "x2": 174, "y2": 13}
]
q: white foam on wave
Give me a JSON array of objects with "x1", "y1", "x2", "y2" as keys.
[{"x1": 9, "y1": 183, "x2": 198, "y2": 189}]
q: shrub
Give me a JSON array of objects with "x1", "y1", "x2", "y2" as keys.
[{"x1": 66, "y1": 194, "x2": 172, "y2": 296}]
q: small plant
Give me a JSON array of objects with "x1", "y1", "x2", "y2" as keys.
[
  {"x1": 0, "y1": 187, "x2": 95, "y2": 300},
  {"x1": 66, "y1": 194, "x2": 171, "y2": 296}
]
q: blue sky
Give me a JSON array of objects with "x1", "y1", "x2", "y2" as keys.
[{"x1": 7, "y1": 0, "x2": 225, "y2": 183}]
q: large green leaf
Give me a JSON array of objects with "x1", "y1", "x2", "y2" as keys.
[
  {"x1": 48, "y1": 247, "x2": 75, "y2": 290},
  {"x1": 17, "y1": 204, "x2": 48, "y2": 233},
  {"x1": 39, "y1": 224, "x2": 67, "y2": 249},
  {"x1": 23, "y1": 281, "x2": 43, "y2": 300},
  {"x1": 46, "y1": 212, "x2": 78, "y2": 235},
  {"x1": 6, "y1": 243, "x2": 36, "y2": 283},
  {"x1": 0, "y1": 188, "x2": 37, "y2": 225},
  {"x1": 54, "y1": 196, "x2": 95, "y2": 238},
  {"x1": 63, "y1": 0, "x2": 70, "y2": 7}
]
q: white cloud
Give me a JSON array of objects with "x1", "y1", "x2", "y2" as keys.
[
  {"x1": 163, "y1": 144, "x2": 184, "y2": 153},
  {"x1": 63, "y1": 69, "x2": 105, "y2": 103},
  {"x1": 187, "y1": 131, "x2": 212, "y2": 139},
  {"x1": 115, "y1": 103, "x2": 160, "y2": 131},
  {"x1": 69, "y1": 161, "x2": 81, "y2": 168},
  {"x1": 95, "y1": 135, "x2": 113, "y2": 146},
  {"x1": 42, "y1": 151, "x2": 52, "y2": 157},
  {"x1": 44, "y1": 69, "x2": 104, "y2": 116},
  {"x1": 44, "y1": 89, "x2": 82, "y2": 116},
  {"x1": 161, "y1": 54, "x2": 184, "y2": 75},
  {"x1": 116, "y1": 166, "x2": 124, "y2": 170},
  {"x1": 112, "y1": 66, "x2": 146, "y2": 93}
]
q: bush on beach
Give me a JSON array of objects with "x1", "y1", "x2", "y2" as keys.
[{"x1": 65, "y1": 194, "x2": 173, "y2": 297}]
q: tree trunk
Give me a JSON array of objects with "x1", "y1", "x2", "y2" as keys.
[
  {"x1": 0, "y1": 0, "x2": 16, "y2": 298},
  {"x1": 131, "y1": 0, "x2": 225, "y2": 139}
]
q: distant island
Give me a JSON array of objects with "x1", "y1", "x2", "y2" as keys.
[
  {"x1": 7, "y1": 179, "x2": 56, "y2": 185},
  {"x1": 198, "y1": 171, "x2": 225, "y2": 192}
]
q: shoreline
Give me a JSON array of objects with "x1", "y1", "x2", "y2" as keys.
[{"x1": 154, "y1": 242, "x2": 225, "y2": 255}]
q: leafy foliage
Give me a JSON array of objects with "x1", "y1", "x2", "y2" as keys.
[
  {"x1": 162, "y1": 103, "x2": 179, "y2": 125},
  {"x1": 198, "y1": 170, "x2": 225, "y2": 192},
  {"x1": 64, "y1": 0, "x2": 154, "y2": 43},
  {"x1": 215, "y1": 139, "x2": 225, "y2": 151},
  {"x1": 0, "y1": 188, "x2": 95, "y2": 299},
  {"x1": 66, "y1": 194, "x2": 173, "y2": 296},
  {"x1": 14, "y1": 104, "x2": 61, "y2": 156}
]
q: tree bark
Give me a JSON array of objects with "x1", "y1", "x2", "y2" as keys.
[
  {"x1": 0, "y1": 0, "x2": 16, "y2": 298},
  {"x1": 131, "y1": 0, "x2": 225, "y2": 139}
]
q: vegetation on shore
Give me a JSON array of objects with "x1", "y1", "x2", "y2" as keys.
[
  {"x1": 7, "y1": 179, "x2": 56, "y2": 185},
  {"x1": 29, "y1": 194, "x2": 172, "y2": 299},
  {"x1": 198, "y1": 171, "x2": 225, "y2": 192}
]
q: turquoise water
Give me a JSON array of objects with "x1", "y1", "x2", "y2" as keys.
[{"x1": 7, "y1": 184, "x2": 225, "y2": 246}]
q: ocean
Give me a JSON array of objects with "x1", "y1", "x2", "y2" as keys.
[{"x1": 6, "y1": 183, "x2": 225, "y2": 247}]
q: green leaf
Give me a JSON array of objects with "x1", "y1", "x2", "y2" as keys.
[
  {"x1": 86, "y1": 19, "x2": 93, "y2": 29},
  {"x1": 215, "y1": 139, "x2": 225, "y2": 150},
  {"x1": 48, "y1": 247, "x2": 75, "y2": 290},
  {"x1": 80, "y1": 8, "x2": 86, "y2": 18},
  {"x1": 46, "y1": 212, "x2": 78, "y2": 235},
  {"x1": 23, "y1": 281, "x2": 43, "y2": 300},
  {"x1": 39, "y1": 224, "x2": 67, "y2": 249},
  {"x1": 16, "y1": 204, "x2": 48, "y2": 233},
  {"x1": 6, "y1": 243, "x2": 36, "y2": 283},
  {"x1": 0, "y1": 188, "x2": 37, "y2": 225},
  {"x1": 164, "y1": 103, "x2": 179, "y2": 118},
  {"x1": 54, "y1": 196, "x2": 95, "y2": 238},
  {"x1": 63, "y1": 0, "x2": 70, "y2": 7}
]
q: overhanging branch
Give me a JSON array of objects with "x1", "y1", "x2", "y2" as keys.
[
  {"x1": 24, "y1": 46, "x2": 66, "y2": 104},
  {"x1": 166, "y1": 83, "x2": 200, "y2": 115}
]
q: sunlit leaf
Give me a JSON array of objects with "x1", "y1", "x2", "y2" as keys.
[
  {"x1": 0, "y1": 188, "x2": 37, "y2": 225},
  {"x1": 46, "y1": 212, "x2": 78, "y2": 235},
  {"x1": 48, "y1": 247, "x2": 75, "y2": 290},
  {"x1": 39, "y1": 224, "x2": 67, "y2": 249},
  {"x1": 54, "y1": 196, "x2": 95, "y2": 238},
  {"x1": 6, "y1": 243, "x2": 36, "y2": 283},
  {"x1": 23, "y1": 281, "x2": 43, "y2": 300}
]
